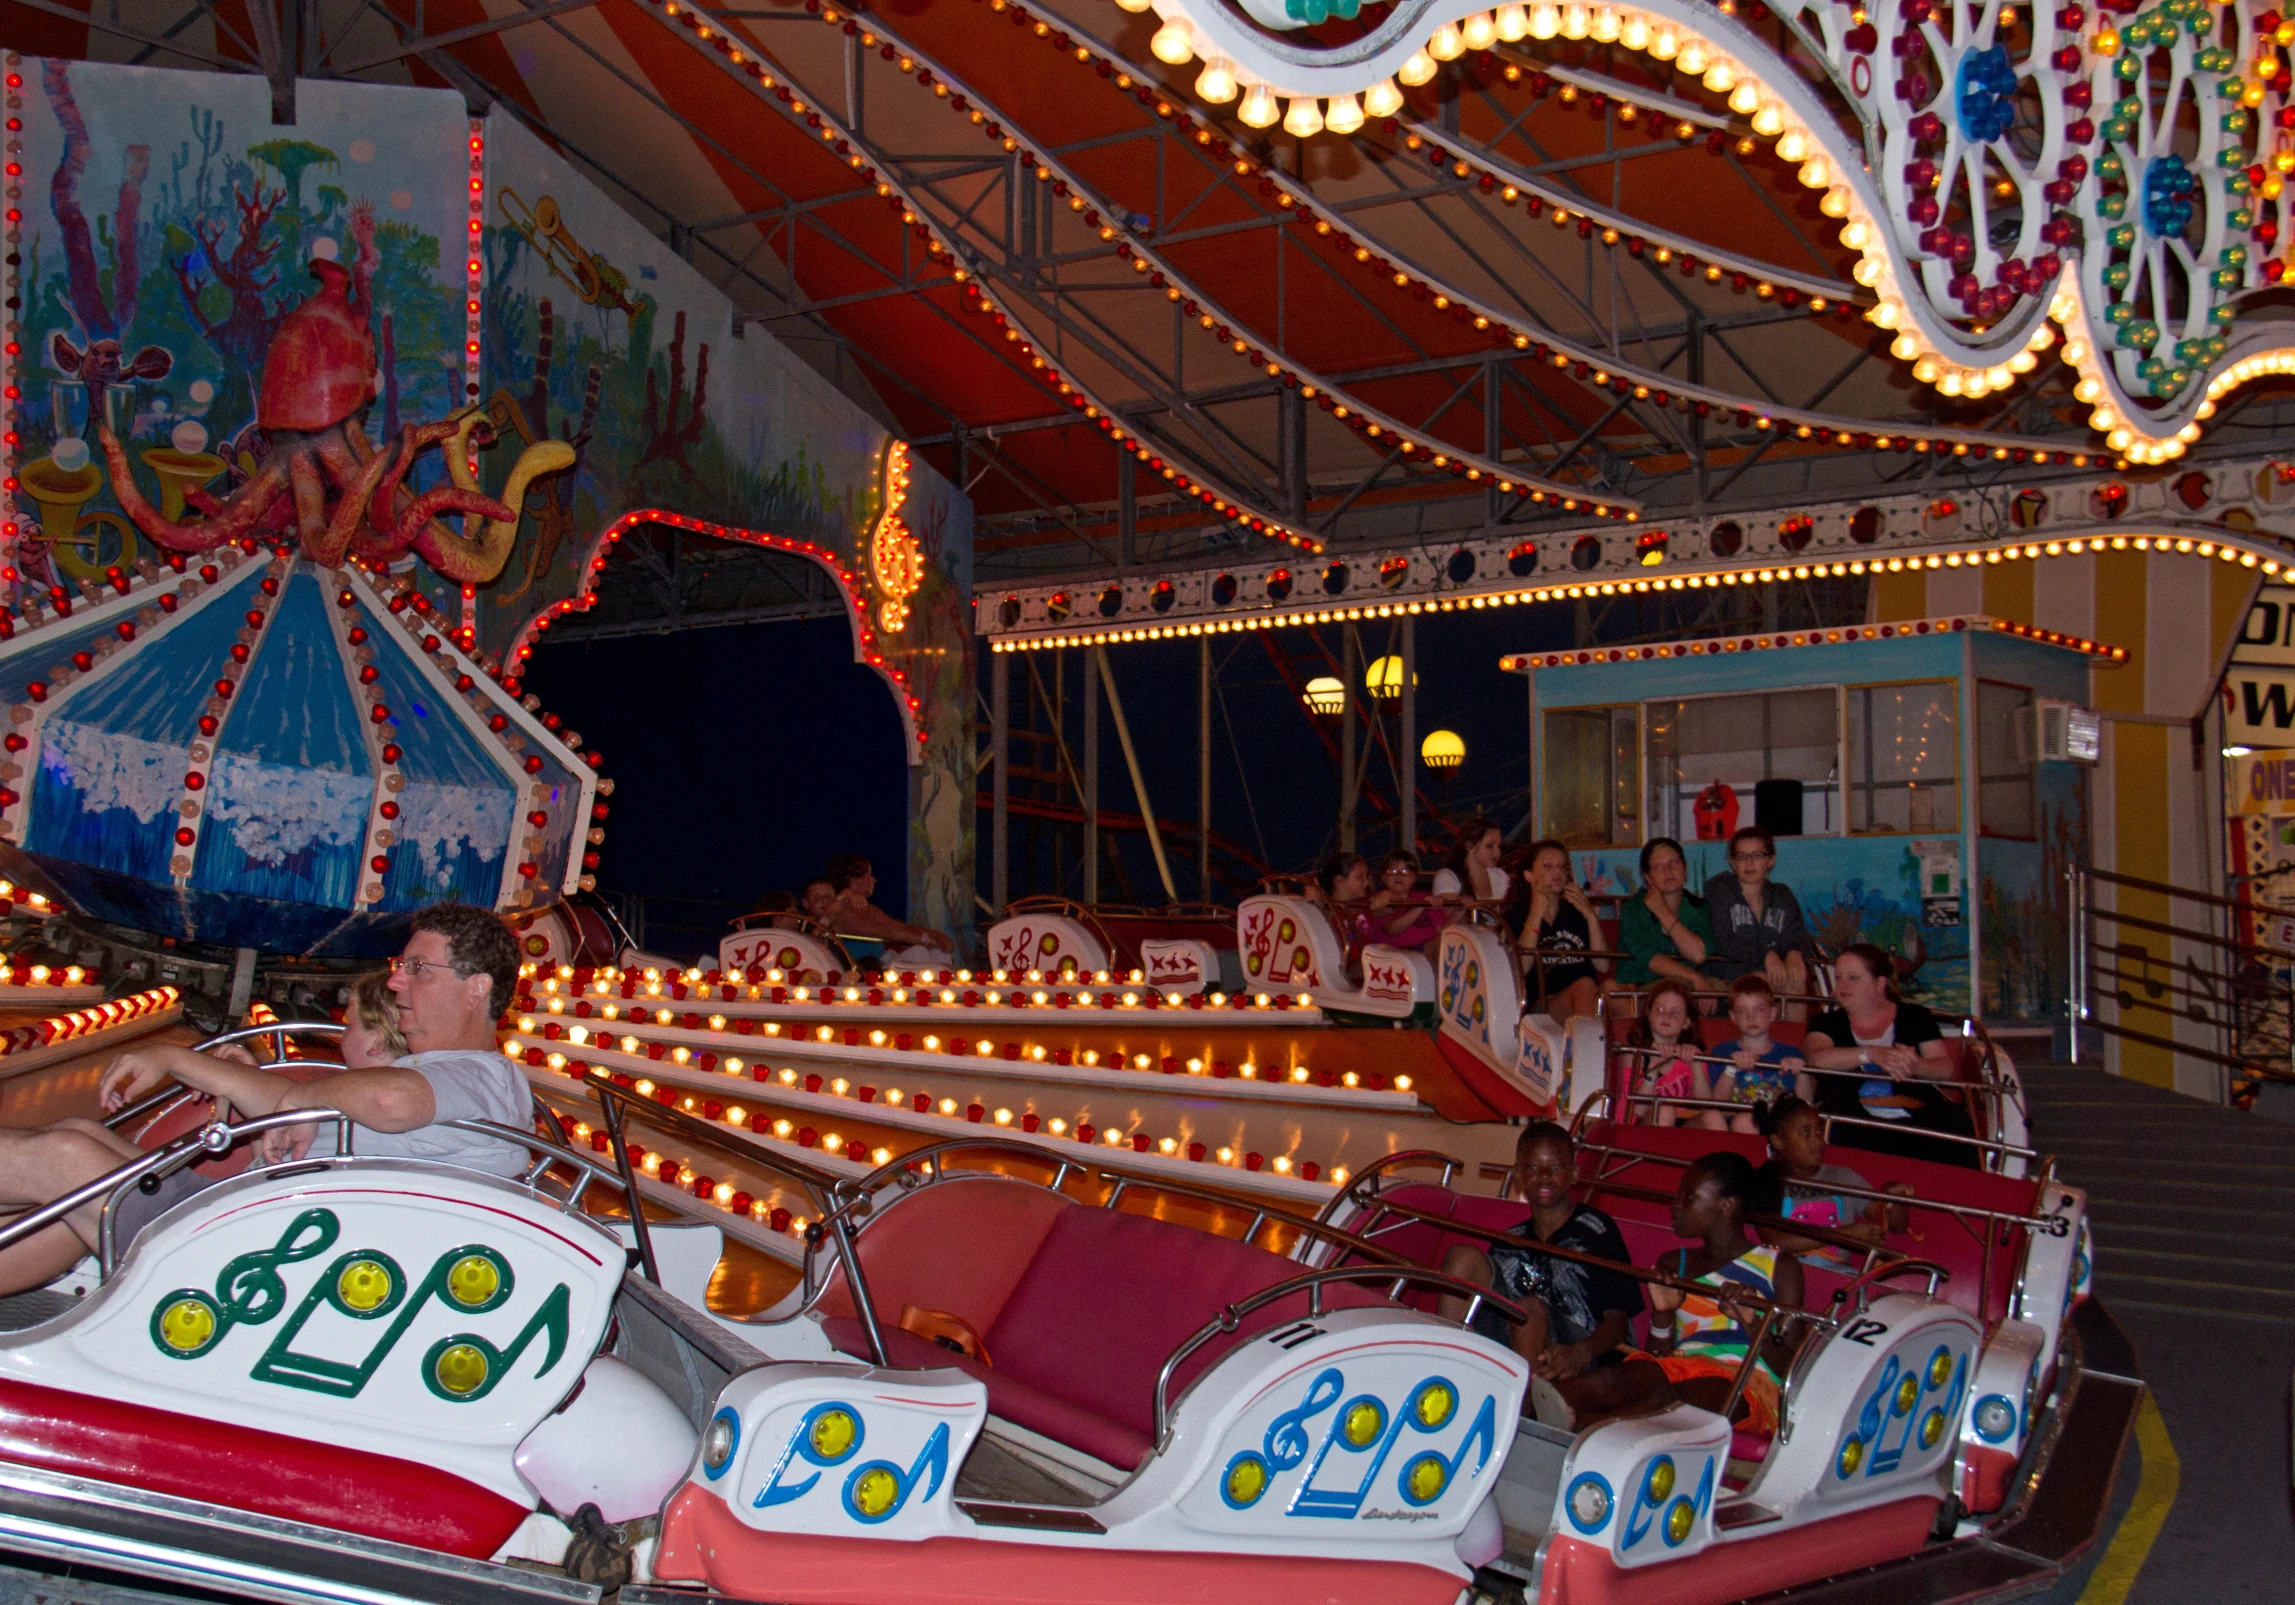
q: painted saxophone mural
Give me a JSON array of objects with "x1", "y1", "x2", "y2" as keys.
[{"x1": 1108, "y1": 0, "x2": 2295, "y2": 459}]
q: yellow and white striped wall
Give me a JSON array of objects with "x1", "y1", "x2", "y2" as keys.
[{"x1": 1872, "y1": 546, "x2": 2256, "y2": 1097}]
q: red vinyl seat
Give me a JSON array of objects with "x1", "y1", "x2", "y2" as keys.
[{"x1": 817, "y1": 1177, "x2": 1386, "y2": 1471}]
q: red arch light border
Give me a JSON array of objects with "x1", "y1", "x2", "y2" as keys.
[{"x1": 505, "y1": 508, "x2": 929, "y2": 764}]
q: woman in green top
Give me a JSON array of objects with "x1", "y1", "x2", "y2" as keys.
[{"x1": 1617, "y1": 837, "x2": 1718, "y2": 991}]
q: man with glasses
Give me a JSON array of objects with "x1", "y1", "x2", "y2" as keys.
[
  {"x1": 1702, "y1": 827, "x2": 1815, "y2": 1016},
  {"x1": 0, "y1": 903, "x2": 531, "y2": 1296}
]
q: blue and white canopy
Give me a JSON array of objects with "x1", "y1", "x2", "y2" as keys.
[{"x1": 0, "y1": 549, "x2": 596, "y2": 956}]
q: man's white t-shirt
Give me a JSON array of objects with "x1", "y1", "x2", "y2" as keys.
[{"x1": 347, "y1": 1049, "x2": 533, "y2": 1176}]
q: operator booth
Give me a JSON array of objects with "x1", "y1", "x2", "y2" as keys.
[{"x1": 1510, "y1": 614, "x2": 2114, "y2": 1026}]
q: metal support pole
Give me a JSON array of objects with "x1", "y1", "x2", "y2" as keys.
[
  {"x1": 1200, "y1": 637, "x2": 1214, "y2": 899},
  {"x1": 1485, "y1": 363, "x2": 1503, "y2": 527},
  {"x1": 951, "y1": 423, "x2": 968, "y2": 492},
  {"x1": 597, "y1": 1090, "x2": 661, "y2": 1286},
  {"x1": 2066, "y1": 863, "x2": 2084, "y2": 1065},
  {"x1": 1083, "y1": 648, "x2": 1100, "y2": 906},
  {"x1": 1400, "y1": 616, "x2": 1418, "y2": 857},
  {"x1": 991, "y1": 649, "x2": 1010, "y2": 915},
  {"x1": 1097, "y1": 649, "x2": 1178, "y2": 901},
  {"x1": 1340, "y1": 627, "x2": 1358, "y2": 855},
  {"x1": 1118, "y1": 452, "x2": 1137, "y2": 569},
  {"x1": 1280, "y1": 388, "x2": 1307, "y2": 518}
]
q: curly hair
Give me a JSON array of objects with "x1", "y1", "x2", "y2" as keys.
[{"x1": 408, "y1": 903, "x2": 521, "y2": 1019}]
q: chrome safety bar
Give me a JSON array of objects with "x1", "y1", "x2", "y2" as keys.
[{"x1": 1613, "y1": 1044, "x2": 2017, "y2": 1099}]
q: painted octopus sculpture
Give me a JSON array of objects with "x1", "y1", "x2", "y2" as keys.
[{"x1": 98, "y1": 257, "x2": 572, "y2": 583}]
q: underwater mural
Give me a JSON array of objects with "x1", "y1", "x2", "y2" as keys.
[
  {"x1": 464, "y1": 114, "x2": 974, "y2": 948},
  {"x1": 0, "y1": 58, "x2": 972, "y2": 952}
]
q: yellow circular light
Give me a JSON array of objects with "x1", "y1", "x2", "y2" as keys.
[
  {"x1": 1405, "y1": 1453, "x2": 1448, "y2": 1503},
  {"x1": 1644, "y1": 1457, "x2": 1675, "y2": 1503},
  {"x1": 1415, "y1": 1382, "x2": 1456, "y2": 1429},
  {"x1": 1928, "y1": 1349, "x2": 1955, "y2": 1388},
  {"x1": 434, "y1": 1343, "x2": 490, "y2": 1396},
  {"x1": 1343, "y1": 1401, "x2": 1386, "y2": 1447},
  {"x1": 1225, "y1": 1455, "x2": 1270, "y2": 1506},
  {"x1": 1894, "y1": 1375, "x2": 1920, "y2": 1415},
  {"x1": 1838, "y1": 1436, "x2": 1865, "y2": 1477},
  {"x1": 1666, "y1": 1498, "x2": 1696, "y2": 1543},
  {"x1": 159, "y1": 1297, "x2": 215, "y2": 1352},
  {"x1": 447, "y1": 1254, "x2": 501, "y2": 1308},
  {"x1": 850, "y1": 1466, "x2": 900, "y2": 1517},
  {"x1": 337, "y1": 1259, "x2": 394, "y2": 1312},
  {"x1": 1920, "y1": 1408, "x2": 1947, "y2": 1449},
  {"x1": 810, "y1": 1408, "x2": 860, "y2": 1462}
]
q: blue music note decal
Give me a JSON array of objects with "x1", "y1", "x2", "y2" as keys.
[
  {"x1": 1264, "y1": 1368, "x2": 1344, "y2": 1472},
  {"x1": 842, "y1": 1422, "x2": 951, "y2": 1524},
  {"x1": 755, "y1": 1401, "x2": 865, "y2": 1510}
]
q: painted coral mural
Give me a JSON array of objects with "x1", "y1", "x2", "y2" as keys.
[
  {"x1": 456, "y1": 114, "x2": 975, "y2": 945},
  {"x1": 0, "y1": 60, "x2": 972, "y2": 951}
]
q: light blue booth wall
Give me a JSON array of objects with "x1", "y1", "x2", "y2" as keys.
[
  {"x1": 1535, "y1": 627, "x2": 2094, "y2": 1023},
  {"x1": 1969, "y1": 635, "x2": 2093, "y2": 1021}
]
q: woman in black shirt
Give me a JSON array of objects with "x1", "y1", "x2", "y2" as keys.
[
  {"x1": 1801, "y1": 943, "x2": 1977, "y2": 1168},
  {"x1": 1516, "y1": 839, "x2": 1605, "y2": 1020}
]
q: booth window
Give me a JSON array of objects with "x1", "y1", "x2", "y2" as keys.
[
  {"x1": 1847, "y1": 682, "x2": 1960, "y2": 834},
  {"x1": 1543, "y1": 705, "x2": 1640, "y2": 847},
  {"x1": 1977, "y1": 681, "x2": 2037, "y2": 838},
  {"x1": 1644, "y1": 689, "x2": 1840, "y2": 839}
]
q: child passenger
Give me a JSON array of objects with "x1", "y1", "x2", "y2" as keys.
[
  {"x1": 1637, "y1": 1153, "x2": 1806, "y2": 1435},
  {"x1": 1438, "y1": 1123, "x2": 1648, "y2": 1425},
  {"x1": 1626, "y1": 979, "x2": 1722, "y2": 1129},
  {"x1": 1710, "y1": 975, "x2": 1812, "y2": 1134},
  {"x1": 1757, "y1": 1096, "x2": 1913, "y2": 1273}
]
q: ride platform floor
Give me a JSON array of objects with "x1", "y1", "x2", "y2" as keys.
[{"x1": 2007, "y1": 1063, "x2": 2295, "y2": 1605}]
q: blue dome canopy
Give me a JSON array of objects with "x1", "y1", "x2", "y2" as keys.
[{"x1": 0, "y1": 548, "x2": 598, "y2": 956}]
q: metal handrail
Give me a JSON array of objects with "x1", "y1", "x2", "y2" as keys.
[
  {"x1": 1827, "y1": 1255, "x2": 1952, "y2": 1309},
  {"x1": 1149, "y1": 1264, "x2": 1525, "y2": 1450},
  {"x1": 1542, "y1": 1172, "x2": 1900, "y2": 1268},
  {"x1": 1309, "y1": 1149, "x2": 1464, "y2": 1227},
  {"x1": 1564, "y1": 1131, "x2": 2065, "y2": 1236},
  {"x1": 1614, "y1": 1043, "x2": 2015, "y2": 1099},
  {"x1": 1584, "y1": 1084, "x2": 2042, "y2": 1163}
]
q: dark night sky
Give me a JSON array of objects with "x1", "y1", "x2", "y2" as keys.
[
  {"x1": 521, "y1": 615, "x2": 911, "y2": 957},
  {"x1": 521, "y1": 586, "x2": 1763, "y2": 946}
]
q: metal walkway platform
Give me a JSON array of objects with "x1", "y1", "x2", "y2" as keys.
[{"x1": 2013, "y1": 1064, "x2": 2295, "y2": 1605}]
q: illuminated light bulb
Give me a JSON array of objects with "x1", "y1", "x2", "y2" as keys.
[
  {"x1": 1428, "y1": 20, "x2": 1465, "y2": 58},
  {"x1": 993, "y1": 1108, "x2": 1014, "y2": 1126},
  {"x1": 1395, "y1": 1075, "x2": 1413, "y2": 1091},
  {"x1": 1291, "y1": 1066, "x2": 1311, "y2": 1083},
  {"x1": 1774, "y1": 129, "x2": 1807, "y2": 163},
  {"x1": 1342, "y1": 1071, "x2": 1361, "y2": 1088},
  {"x1": 1560, "y1": 2, "x2": 1590, "y2": 38},
  {"x1": 1283, "y1": 96, "x2": 1325, "y2": 137},
  {"x1": 1852, "y1": 257, "x2": 1884, "y2": 287},
  {"x1": 1839, "y1": 220, "x2": 1869, "y2": 250},
  {"x1": 1870, "y1": 297, "x2": 1901, "y2": 329},
  {"x1": 2107, "y1": 427, "x2": 2132, "y2": 450},
  {"x1": 1529, "y1": 1, "x2": 1561, "y2": 36},
  {"x1": 1728, "y1": 79, "x2": 1759, "y2": 114},
  {"x1": 779, "y1": 1068, "x2": 799, "y2": 1085},
  {"x1": 1217, "y1": 1146, "x2": 1237, "y2": 1165},
  {"x1": 2008, "y1": 351, "x2": 2036, "y2": 373},
  {"x1": 1239, "y1": 83, "x2": 1281, "y2": 126},
  {"x1": 1891, "y1": 332, "x2": 1921, "y2": 360},
  {"x1": 713, "y1": 1182, "x2": 735, "y2": 1206},
  {"x1": 1963, "y1": 373, "x2": 1990, "y2": 398},
  {"x1": 1048, "y1": 1118, "x2": 1068, "y2": 1135},
  {"x1": 1196, "y1": 57, "x2": 1238, "y2": 102},
  {"x1": 821, "y1": 1133, "x2": 843, "y2": 1155},
  {"x1": 1937, "y1": 370, "x2": 1966, "y2": 397},
  {"x1": 1650, "y1": 22, "x2": 1679, "y2": 56},
  {"x1": 1798, "y1": 158, "x2": 1831, "y2": 189},
  {"x1": 1364, "y1": 77, "x2": 1404, "y2": 116},
  {"x1": 1461, "y1": 11, "x2": 1498, "y2": 50},
  {"x1": 1081, "y1": 1049, "x2": 1100, "y2": 1066},
  {"x1": 1702, "y1": 60, "x2": 1733, "y2": 92},
  {"x1": 2092, "y1": 406, "x2": 2119, "y2": 430},
  {"x1": 1159, "y1": 1137, "x2": 1179, "y2": 1155},
  {"x1": 1590, "y1": 6, "x2": 1620, "y2": 42},
  {"x1": 642, "y1": 1153, "x2": 662, "y2": 1176},
  {"x1": 1619, "y1": 12, "x2": 1648, "y2": 48},
  {"x1": 1150, "y1": 17, "x2": 1194, "y2": 62},
  {"x1": 1273, "y1": 1156, "x2": 1294, "y2": 1174},
  {"x1": 2074, "y1": 377, "x2": 2102, "y2": 403},
  {"x1": 1496, "y1": 2, "x2": 1529, "y2": 38},
  {"x1": 939, "y1": 1098, "x2": 959, "y2": 1115}
]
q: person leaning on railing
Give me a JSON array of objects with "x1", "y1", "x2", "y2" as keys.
[
  {"x1": 1800, "y1": 942, "x2": 1979, "y2": 1169},
  {"x1": 824, "y1": 853, "x2": 954, "y2": 961},
  {"x1": 0, "y1": 903, "x2": 532, "y2": 1297}
]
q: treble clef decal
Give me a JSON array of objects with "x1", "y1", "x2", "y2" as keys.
[
  {"x1": 1264, "y1": 1368, "x2": 1344, "y2": 1470},
  {"x1": 151, "y1": 1208, "x2": 341, "y2": 1359}
]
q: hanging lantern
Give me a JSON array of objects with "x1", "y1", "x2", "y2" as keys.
[
  {"x1": 1302, "y1": 676, "x2": 1346, "y2": 717},
  {"x1": 1421, "y1": 730, "x2": 1466, "y2": 770}
]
